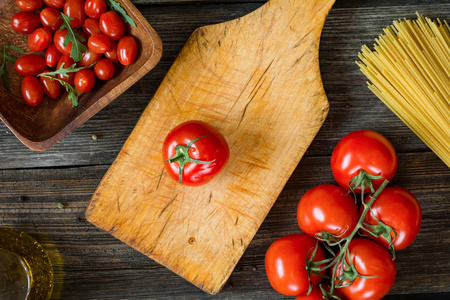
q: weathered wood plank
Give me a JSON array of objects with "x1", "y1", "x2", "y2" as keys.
[
  {"x1": 0, "y1": 153, "x2": 448, "y2": 298},
  {"x1": 2, "y1": 2, "x2": 450, "y2": 169}
]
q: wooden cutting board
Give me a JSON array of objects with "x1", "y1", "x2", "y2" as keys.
[{"x1": 85, "y1": 0, "x2": 335, "y2": 295}]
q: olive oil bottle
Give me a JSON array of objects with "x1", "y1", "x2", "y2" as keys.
[{"x1": 0, "y1": 228, "x2": 53, "y2": 300}]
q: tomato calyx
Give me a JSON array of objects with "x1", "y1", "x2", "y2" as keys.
[
  {"x1": 360, "y1": 210, "x2": 398, "y2": 259},
  {"x1": 166, "y1": 135, "x2": 216, "y2": 184},
  {"x1": 348, "y1": 170, "x2": 384, "y2": 195}
]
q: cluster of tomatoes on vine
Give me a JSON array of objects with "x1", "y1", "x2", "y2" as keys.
[
  {"x1": 265, "y1": 130, "x2": 422, "y2": 300},
  {"x1": 8, "y1": 0, "x2": 138, "y2": 107}
]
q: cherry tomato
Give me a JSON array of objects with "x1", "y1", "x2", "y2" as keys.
[
  {"x1": 83, "y1": 18, "x2": 101, "y2": 38},
  {"x1": 17, "y1": 0, "x2": 42, "y2": 12},
  {"x1": 45, "y1": 43, "x2": 62, "y2": 67},
  {"x1": 104, "y1": 40, "x2": 118, "y2": 63},
  {"x1": 74, "y1": 69, "x2": 95, "y2": 92},
  {"x1": 117, "y1": 36, "x2": 138, "y2": 65},
  {"x1": 40, "y1": 7, "x2": 64, "y2": 32},
  {"x1": 162, "y1": 120, "x2": 230, "y2": 186},
  {"x1": 15, "y1": 54, "x2": 47, "y2": 76},
  {"x1": 361, "y1": 187, "x2": 422, "y2": 250},
  {"x1": 22, "y1": 76, "x2": 43, "y2": 106},
  {"x1": 88, "y1": 33, "x2": 111, "y2": 54},
  {"x1": 56, "y1": 55, "x2": 75, "y2": 85},
  {"x1": 63, "y1": 0, "x2": 86, "y2": 28},
  {"x1": 77, "y1": 47, "x2": 102, "y2": 67},
  {"x1": 43, "y1": 0, "x2": 65, "y2": 9},
  {"x1": 11, "y1": 12, "x2": 41, "y2": 34},
  {"x1": 335, "y1": 239, "x2": 396, "y2": 300},
  {"x1": 93, "y1": 58, "x2": 114, "y2": 80},
  {"x1": 54, "y1": 28, "x2": 86, "y2": 56},
  {"x1": 84, "y1": 0, "x2": 107, "y2": 19},
  {"x1": 40, "y1": 71, "x2": 61, "y2": 99},
  {"x1": 28, "y1": 27, "x2": 52, "y2": 52},
  {"x1": 331, "y1": 130, "x2": 398, "y2": 193},
  {"x1": 297, "y1": 184, "x2": 359, "y2": 239},
  {"x1": 265, "y1": 234, "x2": 326, "y2": 296},
  {"x1": 99, "y1": 11, "x2": 125, "y2": 41}
]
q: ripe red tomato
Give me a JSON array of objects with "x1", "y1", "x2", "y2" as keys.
[
  {"x1": 104, "y1": 40, "x2": 118, "y2": 63},
  {"x1": 77, "y1": 47, "x2": 102, "y2": 67},
  {"x1": 83, "y1": 18, "x2": 101, "y2": 38},
  {"x1": 331, "y1": 130, "x2": 398, "y2": 193},
  {"x1": 11, "y1": 11, "x2": 42, "y2": 34},
  {"x1": 297, "y1": 184, "x2": 359, "y2": 239},
  {"x1": 17, "y1": 0, "x2": 42, "y2": 12},
  {"x1": 54, "y1": 28, "x2": 86, "y2": 56},
  {"x1": 45, "y1": 43, "x2": 62, "y2": 67},
  {"x1": 74, "y1": 69, "x2": 95, "y2": 92},
  {"x1": 28, "y1": 27, "x2": 53, "y2": 52},
  {"x1": 85, "y1": 0, "x2": 107, "y2": 19},
  {"x1": 265, "y1": 234, "x2": 326, "y2": 296},
  {"x1": 15, "y1": 54, "x2": 47, "y2": 76},
  {"x1": 117, "y1": 36, "x2": 138, "y2": 65},
  {"x1": 99, "y1": 11, "x2": 125, "y2": 41},
  {"x1": 335, "y1": 238, "x2": 396, "y2": 300},
  {"x1": 162, "y1": 120, "x2": 230, "y2": 186},
  {"x1": 63, "y1": 0, "x2": 86, "y2": 28},
  {"x1": 93, "y1": 58, "x2": 115, "y2": 80},
  {"x1": 56, "y1": 55, "x2": 76, "y2": 85},
  {"x1": 43, "y1": 0, "x2": 64, "y2": 9},
  {"x1": 22, "y1": 76, "x2": 43, "y2": 106},
  {"x1": 88, "y1": 33, "x2": 111, "y2": 54},
  {"x1": 40, "y1": 71, "x2": 61, "y2": 99},
  {"x1": 40, "y1": 7, "x2": 64, "y2": 32},
  {"x1": 361, "y1": 187, "x2": 422, "y2": 250}
]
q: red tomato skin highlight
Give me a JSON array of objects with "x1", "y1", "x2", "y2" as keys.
[
  {"x1": 83, "y1": 18, "x2": 101, "y2": 38},
  {"x1": 40, "y1": 7, "x2": 64, "y2": 32},
  {"x1": 93, "y1": 58, "x2": 115, "y2": 80},
  {"x1": 15, "y1": 54, "x2": 47, "y2": 76},
  {"x1": 28, "y1": 27, "x2": 53, "y2": 52},
  {"x1": 63, "y1": 0, "x2": 86, "y2": 28},
  {"x1": 88, "y1": 33, "x2": 111, "y2": 54},
  {"x1": 43, "y1": 0, "x2": 64, "y2": 9},
  {"x1": 54, "y1": 28, "x2": 86, "y2": 57},
  {"x1": 40, "y1": 71, "x2": 61, "y2": 99},
  {"x1": 331, "y1": 130, "x2": 398, "y2": 193},
  {"x1": 11, "y1": 12, "x2": 42, "y2": 34},
  {"x1": 117, "y1": 36, "x2": 138, "y2": 65},
  {"x1": 17, "y1": 0, "x2": 42, "y2": 12},
  {"x1": 335, "y1": 238, "x2": 396, "y2": 300},
  {"x1": 104, "y1": 40, "x2": 118, "y2": 63},
  {"x1": 22, "y1": 76, "x2": 43, "y2": 106},
  {"x1": 361, "y1": 187, "x2": 422, "y2": 250},
  {"x1": 162, "y1": 120, "x2": 229, "y2": 186},
  {"x1": 77, "y1": 47, "x2": 103, "y2": 68},
  {"x1": 74, "y1": 69, "x2": 95, "y2": 92},
  {"x1": 45, "y1": 43, "x2": 62, "y2": 68},
  {"x1": 85, "y1": 0, "x2": 107, "y2": 19},
  {"x1": 297, "y1": 184, "x2": 359, "y2": 239},
  {"x1": 99, "y1": 11, "x2": 125, "y2": 41},
  {"x1": 265, "y1": 234, "x2": 326, "y2": 296}
]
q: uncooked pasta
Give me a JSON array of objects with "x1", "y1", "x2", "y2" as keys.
[{"x1": 357, "y1": 12, "x2": 450, "y2": 168}]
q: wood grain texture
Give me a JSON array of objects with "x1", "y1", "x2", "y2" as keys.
[
  {"x1": 0, "y1": 0, "x2": 162, "y2": 151},
  {"x1": 0, "y1": 0, "x2": 449, "y2": 299},
  {"x1": 85, "y1": 0, "x2": 335, "y2": 294}
]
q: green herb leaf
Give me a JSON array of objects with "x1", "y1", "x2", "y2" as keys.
[
  {"x1": 59, "y1": 13, "x2": 87, "y2": 62},
  {"x1": 106, "y1": 0, "x2": 137, "y2": 27},
  {"x1": 0, "y1": 45, "x2": 24, "y2": 91}
]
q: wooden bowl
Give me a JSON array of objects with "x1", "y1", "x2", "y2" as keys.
[{"x1": 0, "y1": 0, "x2": 162, "y2": 151}]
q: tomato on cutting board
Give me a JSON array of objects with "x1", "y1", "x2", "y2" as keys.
[{"x1": 162, "y1": 120, "x2": 230, "y2": 186}]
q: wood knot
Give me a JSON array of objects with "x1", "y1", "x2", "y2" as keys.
[{"x1": 188, "y1": 237, "x2": 196, "y2": 244}]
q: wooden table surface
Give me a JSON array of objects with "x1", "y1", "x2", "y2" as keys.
[{"x1": 1, "y1": 0, "x2": 449, "y2": 299}]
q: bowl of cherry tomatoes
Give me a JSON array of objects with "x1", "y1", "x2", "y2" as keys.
[{"x1": 0, "y1": 0, "x2": 162, "y2": 151}]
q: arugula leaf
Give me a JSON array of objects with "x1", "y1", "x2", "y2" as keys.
[
  {"x1": 59, "y1": 13, "x2": 88, "y2": 62},
  {"x1": 105, "y1": 0, "x2": 137, "y2": 27},
  {"x1": 38, "y1": 63, "x2": 95, "y2": 107},
  {"x1": 0, "y1": 45, "x2": 24, "y2": 91}
]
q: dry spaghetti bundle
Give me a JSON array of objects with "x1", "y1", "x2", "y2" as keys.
[{"x1": 357, "y1": 13, "x2": 450, "y2": 168}]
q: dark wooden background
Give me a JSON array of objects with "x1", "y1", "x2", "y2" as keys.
[{"x1": 1, "y1": 0, "x2": 449, "y2": 299}]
